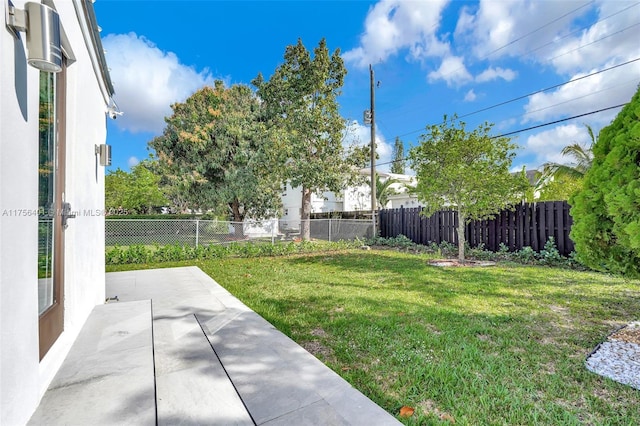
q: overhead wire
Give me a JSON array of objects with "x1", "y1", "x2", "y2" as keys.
[
  {"x1": 378, "y1": 0, "x2": 605, "y2": 120},
  {"x1": 391, "y1": 57, "x2": 640, "y2": 139},
  {"x1": 377, "y1": 2, "x2": 639, "y2": 127},
  {"x1": 375, "y1": 103, "x2": 629, "y2": 168}
]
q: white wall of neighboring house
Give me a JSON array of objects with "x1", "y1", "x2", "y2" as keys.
[
  {"x1": 279, "y1": 170, "x2": 420, "y2": 228},
  {"x1": 1, "y1": 1, "x2": 113, "y2": 424}
]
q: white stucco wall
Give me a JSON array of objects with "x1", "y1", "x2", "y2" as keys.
[
  {"x1": 1, "y1": 1, "x2": 108, "y2": 424},
  {"x1": 0, "y1": 2, "x2": 41, "y2": 423}
]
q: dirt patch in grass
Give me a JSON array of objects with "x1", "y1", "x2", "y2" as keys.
[
  {"x1": 418, "y1": 399, "x2": 456, "y2": 423},
  {"x1": 302, "y1": 339, "x2": 334, "y2": 361},
  {"x1": 428, "y1": 259, "x2": 496, "y2": 267}
]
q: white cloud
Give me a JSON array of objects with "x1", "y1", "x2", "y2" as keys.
[
  {"x1": 127, "y1": 156, "x2": 140, "y2": 168},
  {"x1": 455, "y1": 0, "x2": 595, "y2": 61},
  {"x1": 103, "y1": 33, "x2": 217, "y2": 134},
  {"x1": 522, "y1": 63, "x2": 639, "y2": 123},
  {"x1": 475, "y1": 66, "x2": 517, "y2": 83},
  {"x1": 342, "y1": 0, "x2": 450, "y2": 68},
  {"x1": 464, "y1": 89, "x2": 477, "y2": 102},
  {"x1": 523, "y1": 123, "x2": 594, "y2": 167},
  {"x1": 454, "y1": 0, "x2": 639, "y2": 77},
  {"x1": 546, "y1": 1, "x2": 640, "y2": 75},
  {"x1": 345, "y1": 121, "x2": 393, "y2": 172},
  {"x1": 427, "y1": 55, "x2": 472, "y2": 86}
]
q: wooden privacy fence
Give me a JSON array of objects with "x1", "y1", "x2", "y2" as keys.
[{"x1": 379, "y1": 201, "x2": 575, "y2": 256}]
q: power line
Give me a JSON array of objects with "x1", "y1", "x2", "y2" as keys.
[
  {"x1": 493, "y1": 103, "x2": 627, "y2": 138},
  {"x1": 472, "y1": 1, "x2": 596, "y2": 63},
  {"x1": 521, "y1": 2, "x2": 640, "y2": 61},
  {"x1": 393, "y1": 57, "x2": 640, "y2": 139},
  {"x1": 379, "y1": 3, "x2": 639, "y2": 123},
  {"x1": 378, "y1": 103, "x2": 628, "y2": 167},
  {"x1": 547, "y1": 22, "x2": 640, "y2": 63}
]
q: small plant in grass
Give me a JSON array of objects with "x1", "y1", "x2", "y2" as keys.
[
  {"x1": 466, "y1": 243, "x2": 498, "y2": 261},
  {"x1": 540, "y1": 237, "x2": 562, "y2": 264},
  {"x1": 513, "y1": 246, "x2": 538, "y2": 264}
]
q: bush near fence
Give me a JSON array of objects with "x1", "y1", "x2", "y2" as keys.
[{"x1": 379, "y1": 201, "x2": 574, "y2": 256}]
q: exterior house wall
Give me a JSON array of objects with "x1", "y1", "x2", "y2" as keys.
[
  {"x1": 279, "y1": 171, "x2": 418, "y2": 224},
  {"x1": 0, "y1": 1, "x2": 112, "y2": 424}
]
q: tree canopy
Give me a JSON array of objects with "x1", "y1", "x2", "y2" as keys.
[
  {"x1": 105, "y1": 162, "x2": 167, "y2": 214},
  {"x1": 409, "y1": 116, "x2": 528, "y2": 261},
  {"x1": 570, "y1": 87, "x2": 640, "y2": 277},
  {"x1": 253, "y1": 38, "x2": 367, "y2": 240},
  {"x1": 149, "y1": 82, "x2": 282, "y2": 228},
  {"x1": 390, "y1": 137, "x2": 406, "y2": 174}
]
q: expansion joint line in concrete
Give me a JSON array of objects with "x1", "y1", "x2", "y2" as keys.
[
  {"x1": 194, "y1": 313, "x2": 258, "y2": 426},
  {"x1": 151, "y1": 300, "x2": 159, "y2": 426}
]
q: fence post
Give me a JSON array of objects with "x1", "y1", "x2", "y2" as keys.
[
  {"x1": 328, "y1": 218, "x2": 332, "y2": 242},
  {"x1": 195, "y1": 219, "x2": 199, "y2": 247}
]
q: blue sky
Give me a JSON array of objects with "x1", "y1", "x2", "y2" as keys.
[{"x1": 95, "y1": 0, "x2": 640, "y2": 174}]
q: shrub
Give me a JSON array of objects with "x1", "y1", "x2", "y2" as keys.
[{"x1": 570, "y1": 86, "x2": 640, "y2": 277}]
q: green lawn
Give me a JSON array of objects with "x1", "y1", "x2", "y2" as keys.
[{"x1": 107, "y1": 250, "x2": 640, "y2": 425}]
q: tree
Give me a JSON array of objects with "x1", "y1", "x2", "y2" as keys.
[
  {"x1": 390, "y1": 137, "x2": 405, "y2": 174},
  {"x1": 369, "y1": 174, "x2": 398, "y2": 209},
  {"x1": 253, "y1": 38, "x2": 367, "y2": 240},
  {"x1": 537, "y1": 175, "x2": 582, "y2": 201},
  {"x1": 541, "y1": 124, "x2": 595, "y2": 180},
  {"x1": 408, "y1": 116, "x2": 528, "y2": 262},
  {"x1": 105, "y1": 162, "x2": 167, "y2": 214},
  {"x1": 570, "y1": 88, "x2": 640, "y2": 277},
  {"x1": 149, "y1": 82, "x2": 282, "y2": 235}
]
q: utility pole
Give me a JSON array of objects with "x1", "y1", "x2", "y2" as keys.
[{"x1": 369, "y1": 64, "x2": 377, "y2": 237}]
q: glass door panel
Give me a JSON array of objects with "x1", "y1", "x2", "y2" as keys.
[
  {"x1": 38, "y1": 71, "x2": 56, "y2": 315},
  {"x1": 38, "y1": 66, "x2": 65, "y2": 360}
]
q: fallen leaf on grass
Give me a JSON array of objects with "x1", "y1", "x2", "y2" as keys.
[
  {"x1": 399, "y1": 406, "x2": 415, "y2": 418},
  {"x1": 440, "y1": 413, "x2": 455, "y2": 423}
]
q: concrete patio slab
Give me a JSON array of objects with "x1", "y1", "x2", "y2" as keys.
[
  {"x1": 28, "y1": 301, "x2": 155, "y2": 426},
  {"x1": 30, "y1": 266, "x2": 401, "y2": 425}
]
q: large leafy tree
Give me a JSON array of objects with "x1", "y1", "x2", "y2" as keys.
[
  {"x1": 570, "y1": 87, "x2": 640, "y2": 277},
  {"x1": 390, "y1": 137, "x2": 406, "y2": 174},
  {"x1": 149, "y1": 82, "x2": 282, "y2": 234},
  {"x1": 105, "y1": 162, "x2": 167, "y2": 214},
  {"x1": 408, "y1": 116, "x2": 528, "y2": 262},
  {"x1": 253, "y1": 38, "x2": 367, "y2": 240}
]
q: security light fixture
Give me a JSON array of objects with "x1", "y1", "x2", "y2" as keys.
[{"x1": 6, "y1": 1, "x2": 63, "y2": 73}]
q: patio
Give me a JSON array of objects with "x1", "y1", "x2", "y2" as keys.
[{"x1": 28, "y1": 266, "x2": 400, "y2": 425}]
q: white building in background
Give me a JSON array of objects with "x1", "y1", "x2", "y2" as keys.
[
  {"x1": 1, "y1": 1, "x2": 115, "y2": 424},
  {"x1": 280, "y1": 169, "x2": 420, "y2": 228}
]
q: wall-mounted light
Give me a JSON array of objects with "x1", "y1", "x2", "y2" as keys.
[
  {"x1": 95, "y1": 144, "x2": 111, "y2": 167},
  {"x1": 6, "y1": 1, "x2": 63, "y2": 72}
]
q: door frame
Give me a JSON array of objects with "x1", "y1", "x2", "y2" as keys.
[{"x1": 38, "y1": 66, "x2": 67, "y2": 360}]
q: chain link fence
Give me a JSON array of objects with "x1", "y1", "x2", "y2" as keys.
[{"x1": 106, "y1": 218, "x2": 373, "y2": 248}]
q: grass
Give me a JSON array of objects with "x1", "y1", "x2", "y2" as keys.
[{"x1": 107, "y1": 249, "x2": 640, "y2": 425}]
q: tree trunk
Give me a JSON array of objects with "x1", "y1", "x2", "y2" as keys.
[
  {"x1": 230, "y1": 200, "x2": 244, "y2": 239},
  {"x1": 300, "y1": 187, "x2": 312, "y2": 241},
  {"x1": 457, "y1": 207, "x2": 466, "y2": 263}
]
